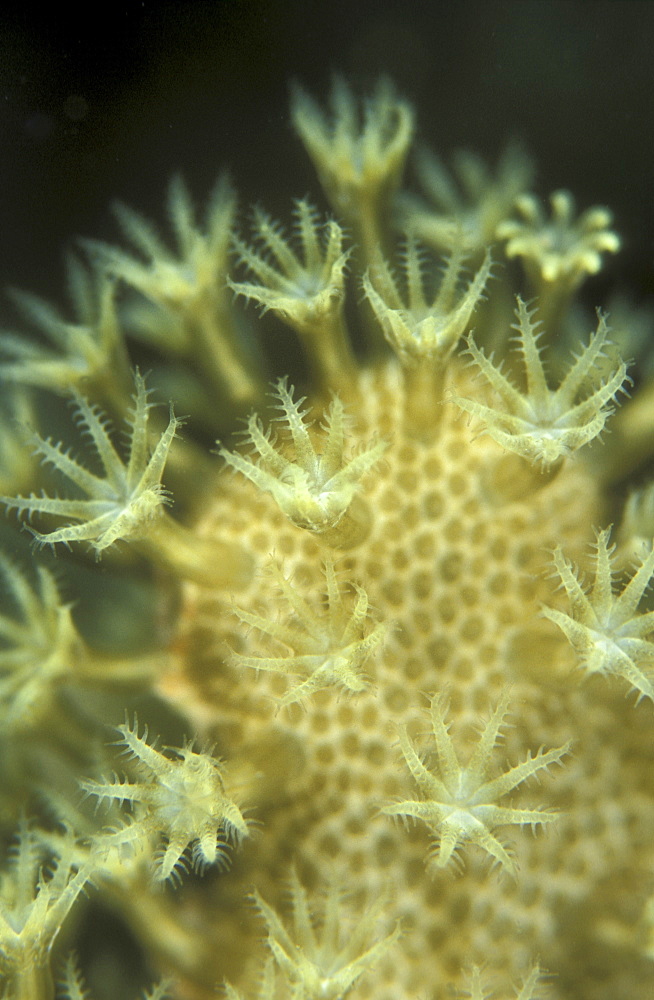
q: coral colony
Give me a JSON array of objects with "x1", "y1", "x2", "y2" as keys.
[{"x1": 1, "y1": 78, "x2": 654, "y2": 1000}]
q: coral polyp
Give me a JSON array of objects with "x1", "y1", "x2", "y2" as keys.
[{"x1": 0, "y1": 78, "x2": 653, "y2": 1000}]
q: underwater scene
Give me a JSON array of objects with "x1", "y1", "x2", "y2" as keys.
[{"x1": 1, "y1": 4, "x2": 654, "y2": 999}]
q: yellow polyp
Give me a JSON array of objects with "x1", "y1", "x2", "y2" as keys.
[
  {"x1": 479, "y1": 451, "x2": 565, "y2": 504},
  {"x1": 192, "y1": 297, "x2": 263, "y2": 411},
  {"x1": 400, "y1": 363, "x2": 451, "y2": 439},
  {"x1": 218, "y1": 379, "x2": 386, "y2": 544},
  {"x1": 8, "y1": 964, "x2": 56, "y2": 1000},
  {"x1": 312, "y1": 492, "x2": 373, "y2": 549},
  {"x1": 298, "y1": 308, "x2": 357, "y2": 398}
]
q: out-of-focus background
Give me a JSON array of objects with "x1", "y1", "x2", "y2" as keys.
[{"x1": 0, "y1": 0, "x2": 652, "y2": 315}]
